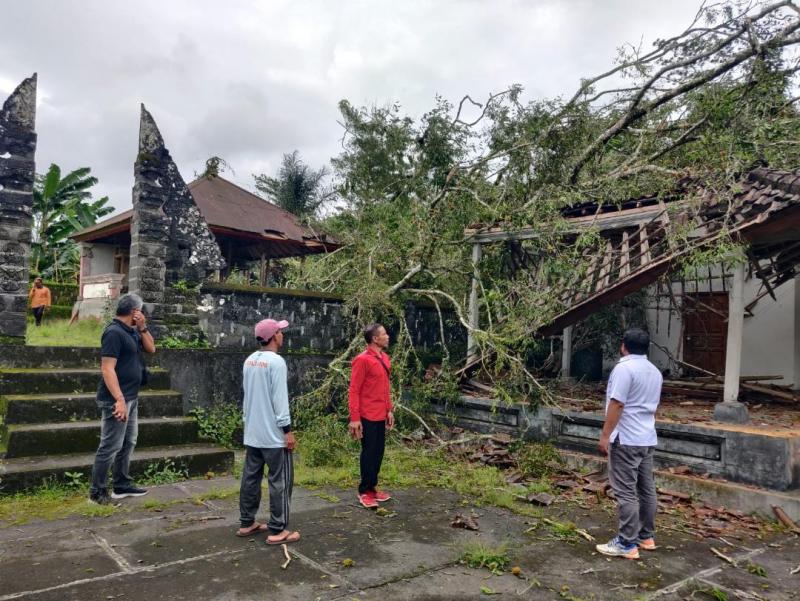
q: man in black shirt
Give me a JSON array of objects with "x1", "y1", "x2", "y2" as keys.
[{"x1": 89, "y1": 293, "x2": 156, "y2": 505}]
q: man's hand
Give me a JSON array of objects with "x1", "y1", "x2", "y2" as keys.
[
  {"x1": 112, "y1": 399, "x2": 128, "y2": 422},
  {"x1": 348, "y1": 420, "x2": 363, "y2": 440},
  {"x1": 132, "y1": 309, "x2": 147, "y2": 331},
  {"x1": 285, "y1": 431, "x2": 297, "y2": 451},
  {"x1": 386, "y1": 411, "x2": 395, "y2": 430},
  {"x1": 598, "y1": 433, "x2": 610, "y2": 456}
]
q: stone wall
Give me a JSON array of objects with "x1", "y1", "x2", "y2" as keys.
[
  {"x1": 149, "y1": 348, "x2": 332, "y2": 412},
  {"x1": 198, "y1": 283, "x2": 349, "y2": 352},
  {"x1": 0, "y1": 75, "x2": 37, "y2": 343},
  {"x1": 405, "y1": 301, "x2": 467, "y2": 357},
  {"x1": 198, "y1": 283, "x2": 467, "y2": 357}
]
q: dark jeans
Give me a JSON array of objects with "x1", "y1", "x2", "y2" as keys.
[
  {"x1": 239, "y1": 446, "x2": 294, "y2": 534},
  {"x1": 90, "y1": 398, "x2": 139, "y2": 495},
  {"x1": 608, "y1": 440, "x2": 657, "y2": 545},
  {"x1": 358, "y1": 418, "x2": 386, "y2": 494},
  {"x1": 32, "y1": 306, "x2": 45, "y2": 326}
]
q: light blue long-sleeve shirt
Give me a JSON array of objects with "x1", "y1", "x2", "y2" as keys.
[{"x1": 242, "y1": 350, "x2": 291, "y2": 448}]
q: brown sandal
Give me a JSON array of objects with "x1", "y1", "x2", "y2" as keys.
[
  {"x1": 266, "y1": 530, "x2": 301, "y2": 545},
  {"x1": 236, "y1": 522, "x2": 269, "y2": 537}
]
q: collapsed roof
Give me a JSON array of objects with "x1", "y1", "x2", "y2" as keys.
[{"x1": 465, "y1": 167, "x2": 800, "y2": 338}]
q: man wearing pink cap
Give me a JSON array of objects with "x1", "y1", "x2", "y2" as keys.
[{"x1": 236, "y1": 318, "x2": 300, "y2": 545}]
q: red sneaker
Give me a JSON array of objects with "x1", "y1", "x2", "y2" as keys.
[
  {"x1": 358, "y1": 492, "x2": 378, "y2": 508},
  {"x1": 373, "y1": 489, "x2": 392, "y2": 502}
]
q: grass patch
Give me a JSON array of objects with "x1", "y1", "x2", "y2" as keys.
[
  {"x1": 26, "y1": 318, "x2": 104, "y2": 347},
  {"x1": 461, "y1": 541, "x2": 510, "y2": 575},
  {"x1": 193, "y1": 486, "x2": 239, "y2": 503},
  {"x1": 0, "y1": 480, "x2": 117, "y2": 526}
]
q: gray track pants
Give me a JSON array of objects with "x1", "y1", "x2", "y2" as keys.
[
  {"x1": 608, "y1": 441, "x2": 657, "y2": 545},
  {"x1": 239, "y1": 446, "x2": 294, "y2": 534}
]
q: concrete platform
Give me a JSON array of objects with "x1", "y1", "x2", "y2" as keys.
[
  {"x1": 433, "y1": 396, "x2": 800, "y2": 491},
  {"x1": 0, "y1": 478, "x2": 797, "y2": 601}
]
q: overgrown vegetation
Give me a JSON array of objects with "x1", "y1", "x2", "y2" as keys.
[
  {"x1": 25, "y1": 318, "x2": 104, "y2": 347},
  {"x1": 191, "y1": 404, "x2": 244, "y2": 449},
  {"x1": 283, "y1": 0, "x2": 800, "y2": 415},
  {"x1": 31, "y1": 164, "x2": 113, "y2": 282},
  {"x1": 142, "y1": 459, "x2": 189, "y2": 485}
]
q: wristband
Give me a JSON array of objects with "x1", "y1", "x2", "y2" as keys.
[
  {"x1": 139, "y1": 327, "x2": 149, "y2": 334},
  {"x1": 281, "y1": 425, "x2": 292, "y2": 434}
]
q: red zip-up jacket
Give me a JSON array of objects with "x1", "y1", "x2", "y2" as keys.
[{"x1": 348, "y1": 348, "x2": 393, "y2": 422}]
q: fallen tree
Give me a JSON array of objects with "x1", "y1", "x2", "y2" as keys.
[{"x1": 289, "y1": 0, "x2": 800, "y2": 423}]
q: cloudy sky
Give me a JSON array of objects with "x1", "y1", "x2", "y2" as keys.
[{"x1": 3, "y1": 0, "x2": 704, "y2": 213}]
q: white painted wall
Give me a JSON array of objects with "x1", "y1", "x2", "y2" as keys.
[{"x1": 647, "y1": 269, "x2": 797, "y2": 388}]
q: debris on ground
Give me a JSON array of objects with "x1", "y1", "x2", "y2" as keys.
[{"x1": 451, "y1": 512, "x2": 480, "y2": 531}]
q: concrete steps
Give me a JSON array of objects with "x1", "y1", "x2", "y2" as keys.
[
  {"x1": 0, "y1": 368, "x2": 171, "y2": 395},
  {"x1": 2, "y1": 417, "x2": 199, "y2": 458},
  {"x1": 0, "y1": 351, "x2": 235, "y2": 494},
  {"x1": 0, "y1": 444, "x2": 233, "y2": 493},
  {"x1": 2, "y1": 390, "x2": 183, "y2": 424}
]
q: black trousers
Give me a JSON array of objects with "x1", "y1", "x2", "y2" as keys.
[
  {"x1": 358, "y1": 418, "x2": 386, "y2": 494},
  {"x1": 32, "y1": 306, "x2": 45, "y2": 326}
]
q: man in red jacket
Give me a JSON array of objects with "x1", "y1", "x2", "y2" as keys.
[{"x1": 348, "y1": 323, "x2": 395, "y2": 508}]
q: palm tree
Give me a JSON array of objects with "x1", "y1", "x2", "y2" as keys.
[
  {"x1": 253, "y1": 151, "x2": 332, "y2": 218},
  {"x1": 32, "y1": 164, "x2": 113, "y2": 281}
]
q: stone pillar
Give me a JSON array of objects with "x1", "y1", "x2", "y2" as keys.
[
  {"x1": 127, "y1": 105, "x2": 224, "y2": 340},
  {"x1": 467, "y1": 242, "x2": 482, "y2": 360},
  {"x1": 128, "y1": 105, "x2": 224, "y2": 305},
  {"x1": 714, "y1": 262, "x2": 749, "y2": 424},
  {"x1": 0, "y1": 75, "x2": 37, "y2": 344}
]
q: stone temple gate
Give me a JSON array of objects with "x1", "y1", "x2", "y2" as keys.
[{"x1": 0, "y1": 75, "x2": 37, "y2": 344}]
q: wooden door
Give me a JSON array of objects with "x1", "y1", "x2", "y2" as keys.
[{"x1": 682, "y1": 292, "x2": 728, "y2": 375}]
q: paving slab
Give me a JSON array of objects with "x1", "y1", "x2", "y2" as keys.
[{"x1": 0, "y1": 479, "x2": 797, "y2": 601}]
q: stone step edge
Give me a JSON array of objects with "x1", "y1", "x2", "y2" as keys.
[
  {"x1": 0, "y1": 443, "x2": 233, "y2": 473},
  {"x1": 0, "y1": 367, "x2": 169, "y2": 374},
  {"x1": 559, "y1": 449, "x2": 800, "y2": 522},
  {"x1": 2, "y1": 389, "x2": 182, "y2": 402},
  {"x1": 0, "y1": 444, "x2": 235, "y2": 494},
  {"x1": 5, "y1": 416, "x2": 195, "y2": 433}
]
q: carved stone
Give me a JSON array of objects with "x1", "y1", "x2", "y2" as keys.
[{"x1": 0, "y1": 74, "x2": 37, "y2": 342}]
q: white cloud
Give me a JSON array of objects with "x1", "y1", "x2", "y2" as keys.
[{"x1": 1, "y1": 0, "x2": 703, "y2": 212}]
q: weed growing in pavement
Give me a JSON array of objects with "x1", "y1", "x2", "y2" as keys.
[
  {"x1": 142, "y1": 459, "x2": 189, "y2": 485},
  {"x1": 460, "y1": 541, "x2": 511, "y2": 575}
]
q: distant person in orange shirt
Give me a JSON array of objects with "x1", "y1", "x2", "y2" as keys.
[
  {"x1": 348, "y1": 323, "x2": 394, "y2": 509},
  {"x1": 28, "y1": 277, "x2": 51, "y2": 327}
]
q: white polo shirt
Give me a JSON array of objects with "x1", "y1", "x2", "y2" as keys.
[{"x1": 605, "y1": 354, "x2": 663, "y2": 446}]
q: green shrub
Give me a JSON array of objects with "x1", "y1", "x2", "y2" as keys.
[
  {"x1": 514, "y1": 441, "x2": 564, "y2": 479},
  {"x1": 298, "y1": 414, "x2": 359, "y2": 468},
  {"x1": 190, "y1": 404, "x2": 244, "y2": 448},
  {"x1": 142, "y1": 459, "x2": 189, "y2": 485}
]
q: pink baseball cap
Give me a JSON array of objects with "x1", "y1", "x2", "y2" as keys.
[{"x1": 254, "y1": 318, "x2": 289, "y2": 341}]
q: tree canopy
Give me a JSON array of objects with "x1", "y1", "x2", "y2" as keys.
[
  {"x1": 32, "y1": 164, "x2": 113, "y2": 282},
  {"x1": 254, "y1": 151, "x2": 332, "y2": 218},
  {"x1": 286, "y1": 1, "x2": 800, "y2": 418}
]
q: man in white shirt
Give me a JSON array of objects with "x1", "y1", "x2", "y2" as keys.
[
  {"x1": 596, "y1": 328, "x2": 663, "y2": 560},
  {"x1": 236, "y1": 318, "x2": 300, "y2": 545}
]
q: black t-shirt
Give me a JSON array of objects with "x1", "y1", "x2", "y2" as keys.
[{"x1": 97, "y1": 319, "x2": 143, "y2": 406}]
